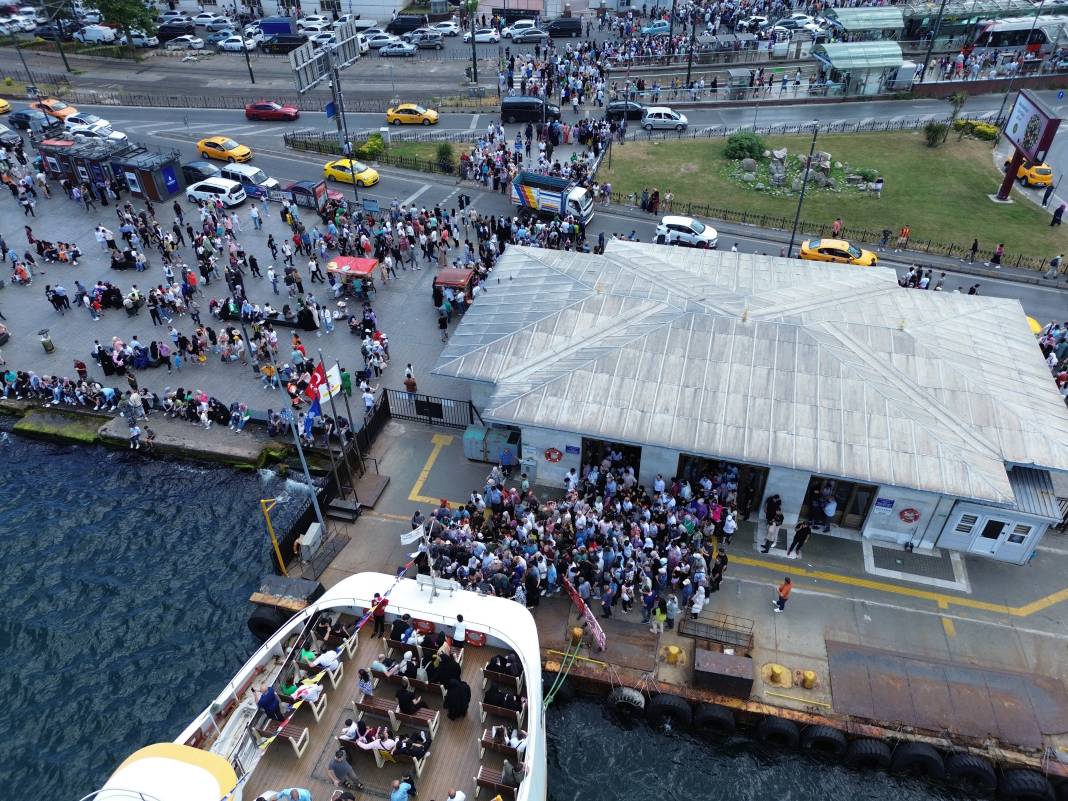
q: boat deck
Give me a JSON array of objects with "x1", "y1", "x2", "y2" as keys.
[{"x1": 246, "y1": 625, "x2": 512, "y2": 801}]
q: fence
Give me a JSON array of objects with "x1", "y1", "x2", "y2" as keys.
[
  {"x1": 383, "y1": 389, "x2": 483, "y2": 429},
  {"x1": 282, "y1": 130, "x2": 464, "y2": 176}
]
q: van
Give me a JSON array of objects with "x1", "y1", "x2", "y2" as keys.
[
  {"x1": 386, "y1": 14, "x2": 427, "y2": 34},
  {"x1": 501, "y1": 96, "x2": 561, "y2": 124},
  {"x1": 219, "y1": 163, "x2": 280, "y2": 198},
  {"x1": 546, "y1": 17, "x2": 583, "y2": 37}
]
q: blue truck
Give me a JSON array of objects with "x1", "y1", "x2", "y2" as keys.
[{"x1": 510, "y1": 172, "x2": 594, "y2": 224}]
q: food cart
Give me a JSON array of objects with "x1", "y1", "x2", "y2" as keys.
[
  {"x1": 328, "y1": 255, "x2": 377, "y2": 311},
  {"x1": 432, "y1": 267, "x2": 475, "y2": 311}
]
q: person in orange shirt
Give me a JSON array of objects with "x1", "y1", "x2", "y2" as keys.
[{"x1": 774, "y1": 577, "x2": 792, "y2": 613}]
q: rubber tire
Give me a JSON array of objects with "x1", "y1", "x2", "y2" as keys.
[
  {"x1": 542, "y1": 672, "x2": 575, "y2": 704},
  {"x1": 227, "y1": 156, "x2": 236, "y2": 162},
  {"x1": 644, "y1": 123, "x2": 653, "y2": 130},
  {"x1": 800, "y1": 724, "x2": 848, "y2": 758},
  {"x1": 999, "y1": 770, "x2": 1055, "y2": 801},
  {"x1": 392, "y1": 118, "x2": 400, "y2": 125},
  {"x1": 890, "y1": 742, "x2": 945, "y2": 780},
  {"x1": 692, "y1": 703, "x2": 736, "y2": 737},
  {"x1": 945, "y1": 753, "x2": 997, "y2": 792},
  {"x1": 422, "y1": 119, "x2": 430, "y2": 125},
  {"x1": 756, "y1": 716, "x2": 800, "y2": 749},
  {"x1": 607, "y1": 686, "x2": 645, "y2": 717},
  {"x1": 846, "y1": 738, "x2": 892, "y2": 770},
  {"x1": 675, "y1": 124, "x2": 684, "y2": 131},
  {"x1": 646, "y1": 693, "x2": 692, "y2": 730},
  {"x1": 247, "y1": 605, "x2": 289, "y2": 642}
]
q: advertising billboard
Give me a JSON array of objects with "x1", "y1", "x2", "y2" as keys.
[{"x1": 1003, "y1": 89, "x2": 1061, "y2": 163}]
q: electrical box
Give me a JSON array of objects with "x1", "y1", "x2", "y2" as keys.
[{"x1": 297, "y1": 522, "x2": 323, "y2": 562}]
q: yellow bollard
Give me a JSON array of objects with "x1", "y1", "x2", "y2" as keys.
[
  {"x1": 570, "y1": 627, "x2": 584, "y2": 645},
  {"x1": 666, "y1": 645, "x2": 682, "y2": 665},
  {"x1": 770, "y1": 665, "x2": 785, "y2": 684},
  {"x1": 802, "y1": 670, "x2": 816, "y2": 689}
]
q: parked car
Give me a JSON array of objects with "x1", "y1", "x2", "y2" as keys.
[
  {"x1": 120, "y1": 29, "x2": 159, "y2": 47},
  {"x1": 605, "y1": 100, "x2": 644, "y2": 121},
  {"x1": 245, "y1": 101, "x2": 300, "y2": 121},
  {"x1": 501, "y1": 95, "x2": 560, "y2": 123},
  {"x1": 64, "y1": 112, "x2": 111, "y2": 132},
  {"x1": 196, "y1": 135, "x2": 252, "y2": 162},
  {"x1": 205, "y1": 16, "x2": 235, "y2": 32},
  {"x1": 0, "y1": 323, "x2": 9, "y2": 346},
  {"x1": 299, "y1": 21, "x2": 332, "y2": 36},
  {"x1": 182, "y1": 160, "x2": 221, "y2": 184},
  {"x1": 323, "y1": 158, "x2": 380, "y2": 186},
  {"x1": 464, "y1": 27, "x2": 500, "y2": 43},
  {"x1": 206, "y1": 28, "x2": 237, "y2": 44},
  {"x1": 157, "y1": 22, "x2": 196, "y2": 42},
  {"x1": 366, "y1": 33, "x2": 398, "y2": 48},
  {"x1": 34, "y1": 23, "x2": 74, "y2": 40},
  {"x1": 259, "y1": 34, "x2": 307, "y2": 53},
  {"x1": 8, "y1": 109, "x2": 59, "y2": 131},
  {"x1": 73, "y1": 24, "x2": 116, "y2": 43},
  {"x1": 405, "y1": 30, "x2": 443, "y2": 49},
  {"x1": 546, "y1": 17, "x2": 583, "y2": 37},
  {"x1": 501, "y1": 18, "x2": 535, "y2": 38},
  {"x1": 431, "y1": 20, "x2": 460, "y2": 36},
  {"x1": 1004, "y1": 159, "x2": 1054, "y2": 187},
  {"x1": 655, "y1": 215, "x2": 718, "y2": 248},
  {"x1": 386, "y1": 14, "x2": 427, "y2": 34},
  {"x1": 641, "y1": 106, "x2": 687, "y2": 130},
  {"x1": 76, "y1": 9, "x2": 102, "y2": 24},
  {"x1": 386, "y1": 103, "x2": 438, "y2": 125},
  {"x1": 72, "y1": 125, "x2": 128, "y2": 142},
  {"x1": 0, "y1": 123, "x2": 22, "y2": 148},
  {"x1": 160, "y1": 10, "x2": 192, "y2": 23},
  {"x1": 192, "y1": 12, "x2": 228, "y2": 27},
  {"x1": 296, "y1": 14, "x2": 331, "y2": 29},
  {"x1": 31, "y1": 98, "x2": 78, "y2": 120},
  {"x1": 219, "y1": 35, "x2": 256, "y2": 51},
  {"x1": 186, "y1": 177, "x2": 246, "y2": 207},
  {"x1": 736, "y1": 15, "x2": 768, "y2": 31},
  {"x1": 640, "y1": 19, "x2": 670, "y2": 35},
  {"x1": 380, "y1": 41, "x2": 416, "y2": 56},
  {"x1": 511, "y1": 27, "x2": 548, "y2": 43},
  {"x1": 165, "y1": 35, "x2": 205, "y2": 50},
  {"x1": 308, "y1": 31, "x2": 335, "y2": 48}
]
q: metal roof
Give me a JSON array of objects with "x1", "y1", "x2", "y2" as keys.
[
  {"x1": 434, "y1": 243, "x2": 1068, "y2": 506},
  {"x1": 813, "y1": 41, "x2": 904, "y2": 70},
  {"x1": 901, "y1": 0, "x2": 1048, "y2": 19},
  {"x1": 1007, "y1": 467, "x2": 1060, "y2": 520},
  {"x1": 826, "y1": 7, "x2": 905, "y2": 30}
]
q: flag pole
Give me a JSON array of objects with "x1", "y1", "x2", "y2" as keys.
[
  {"x1": 336, "y1": 363, "x2": 365, "y2": 473},
  {"x1": 319, "y1": 350, "x2": 358, "y2": 500}
]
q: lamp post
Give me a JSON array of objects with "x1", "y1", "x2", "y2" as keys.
[
  {"x1": 918, "y1": 0, "x2": 949, "y2": 85},
  {"x1": 243, "y1": 39, "x2": 256, "y2": 84},
  {"x1": 465, "y1": 0, "x2": 479, "y2": 85},
  {"x1": 260, "y1": 496, "x2": 290, "y2": 575},
  {"x1": 787, "y1": 121, "x2": 819, "y2": 259},
  {"x1": 685, "y1": 16, "x2": 698, "y2": 89}
]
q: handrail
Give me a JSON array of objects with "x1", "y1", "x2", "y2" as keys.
[{"x1": 78, "y1": 789, "x2": 165, "y2": 801}]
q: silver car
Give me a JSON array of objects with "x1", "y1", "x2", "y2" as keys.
[{"x1": 641, "y1": 106, "x2": 688, "y2": 131}]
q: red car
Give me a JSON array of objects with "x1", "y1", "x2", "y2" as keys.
[{"x1": 244, "y1": 101, "x2": 300, "y2": 121}]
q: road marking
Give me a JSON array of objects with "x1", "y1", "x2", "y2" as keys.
[
  {"x1": 942, "y1": 616, "x2": 957, "y2": 637},
  {"x1": 362, "y1": 510, "x2": 411, "y2": 522},
  {"x1": 861, "y1": 540, "x2": 971, "y2": 593},
  {"x1": 408, "y1": 433, "x2": 455, "y2": 504},
  {"x1": 402, "y1": 184, "x2": 432, "y2": 207},
  {"x1": 469, "y1": 113, "x2": 480, "y2": 130}
]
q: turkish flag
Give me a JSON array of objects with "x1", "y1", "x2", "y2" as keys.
[{"x1": 305, "y1": 363, "x2": 327, "y2": 400}]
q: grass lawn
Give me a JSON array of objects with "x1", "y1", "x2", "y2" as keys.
[
  {"x1": 601, "y1": 132, "x2": 1066, "y2": 260},
  {"x1": 386, "y1": 140, "x2": 470, "y2": 161}
]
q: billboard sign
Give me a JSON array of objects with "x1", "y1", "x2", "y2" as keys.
[
  {"x1": 1003, "y1": 89, "x2": 1061, "y2": 164},
  {"x1": 289, "y1": 42, "x2": 329, "y2": 94}
]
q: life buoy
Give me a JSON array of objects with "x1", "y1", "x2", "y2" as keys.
[
  {"x1": 465, "y1": 630, "x2": 487, "y2": 647},
  {"x1": 756, "y1": 716, "x2": 800, "y2": 748},
  {"x1": 544, "y1": 448, "x2": 563, "y2": 463},
  {"x1": 607, "y1": 686, "x2": 645, "y2": 716},
  {"x1": 692, "y1": 703, "x2": 736, "y2": 737},
  {"x1": 799, "y1": 724, "x2": 848, "y2": 757},
  {"x1": 890, "y1": 742, "x2": 945, "y2": 780},
  {"x1": 945, "y1": 753, "x2": 997, "y2": 792},
  {"x1": 845, "y1": 738, "x2": 892, "y2": 770},
  {"x1": 645, "y1": 694, "x2": 692, "y2": 730},
  {"x1": 414, "y1": 619, "x2": 436, "y2": 634},
  {"x1": 998, "y1": 770, "x2": 1055, "y2": 801},
  {"x1": 247, "y1": 605, "x2": 290, "y2": 643}
]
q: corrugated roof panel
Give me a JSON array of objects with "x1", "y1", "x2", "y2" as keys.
[{"x1": 1008, "y1": 466, "x2": 1060, "y2": 519}]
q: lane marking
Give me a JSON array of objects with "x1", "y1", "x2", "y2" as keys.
[
  {"x1": 407, "y1": 433, "x2": 455, "y2": 504},
  {"x1": 469, "y1": 113, "x2": 479, "y2": 130},
  {"x1": 402, "y1": 184, "x2": 432, "y2": 207},
  {"x1": 942, "y1": 616, "x2": 957, "y2": 638}
]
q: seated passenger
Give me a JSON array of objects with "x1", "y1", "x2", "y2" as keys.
[{"x1": 396, "y1": 680, "x2": 428, "y2": 715}]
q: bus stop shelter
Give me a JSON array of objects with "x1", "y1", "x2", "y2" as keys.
[
  {"x1": 813, "y1": 41, "x2": 907, "y2": 95},
  {"x1": 825, "y1": 7, "x2": 905, "y2": 40}
]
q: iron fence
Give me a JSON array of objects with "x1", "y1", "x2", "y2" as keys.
[
  {"x1": 283, "y1": 130, "x2": 463, "y2": 176},
  {"x1": 383, "y1": 389, "x2": 482, "y2": 429}
]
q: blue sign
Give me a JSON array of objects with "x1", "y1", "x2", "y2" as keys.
[
  {"x1": 161, "y1": 165, "x2": 179, "y2": 194},
  {"x1": 325, "y1": 101, "x2": 337, "y2": 119},
  {"x1": 362, "y1": 198, "x2": 380, "y2": 212},
  {"x1": 565, "y1": 445, "x2": 580, "y2": 455},
  {"x1": 1060, "y1": 90, "x2": 1065, "y2": 100}
]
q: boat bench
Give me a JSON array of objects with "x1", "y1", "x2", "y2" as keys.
[
  {"x1": 371, "y1": 666, "x2": 445, "y2": 697},
  {"x1": 391, "y1": 706, "x2": 440, "y2": 738},
  {"x1": 278, "y1": 687, "x2": 328, "y2": 722},
  {"x1": 474, "y1": 766, "x2": 517, "y2": 800},
  {"x1": 337, "y1": 737, "x2": 428, "y2": 776},
  {"x1": 482, "y1": 666, "x2": 523, "y2": 693},
  {"x1": 253, "y1": 716, "x2": 310, "y2": 758},
  {"x1": 480, "y1": 701, "x2": 525, "y2": 727},
  {"x1": 355, "y1": 695, "x2": 395, "y2": 722},
  {"x1": 479, "y1": 728, "x2": 520, "y2": 761}
]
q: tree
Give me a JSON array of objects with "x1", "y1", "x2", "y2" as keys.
[
  {"x1": 87, "y1": 0, "x2": 157, "y2": 53},
  {"x1": 945, "y1": 90, "x2": 968, "y2": 143}
]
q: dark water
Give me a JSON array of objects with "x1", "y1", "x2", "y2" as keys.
[{"x1": 0, "y1": 429, "x2": 959, "y2": 801}]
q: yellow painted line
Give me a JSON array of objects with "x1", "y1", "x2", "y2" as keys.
[
  {"x1": 942, "y1": 616, "x2": 956, "y2": 638},
  {"x1": 408, "y1": 433, "x2": 456, "y2": 505},
  {"x1": 764, "y1": 691, "x2": 833, "y2": 708},
  {"x1": 731, "y1": 554, "x2": 1067, "y2": 618},
  {"x1": 362, "y1": 511, "x2": 411, "y2": 522},
  {"x1": 546, "y1": 649, "x2": 609, "y2": 667}
]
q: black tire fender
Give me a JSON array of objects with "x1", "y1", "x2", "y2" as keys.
[
  {"x1": 845, "y1": 738, "x2": 892, "y2": 770},
  {"x1": 645, "y1": 693, "x2": 692, "y2": 730},
  {"x1": 247, "y1": 605, "x2": 289, "y2": 643},
  {"x1": 756, "y1": 716, "x2": 800, "y2": 748},
  {"x1": 890, "y1": 742, "x2": 945, "y2": 780},
  {"x1": 800, "y1": 724, "x2": 848, "y2": 757},
  {"x1": 999, "y1": 770, "x2": 1055, "y2": 801},
  {"x1": 692, "y1": 702, "x2": 736, "y2": 737},
  {"x1": 945, "y1": 753, "x2": 997, "y2": 792},
  {"x1": 607, "y1": 686, "x2": 645, "y2": 716}
]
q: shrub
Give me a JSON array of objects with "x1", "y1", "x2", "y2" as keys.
[
  {"x1": 436, "y1": 141, "x2": 455, "y2": 170},
  {"x1": 857, "y1": 168, "x2": 879, "y2": 182},
  {"x1": 952, "y1": 119, "x2": 999, "y2": 141},
  {"x1": 355, "y1": 134, "x2": 386, "y2": 160},
  {"x1": 725, "y1": 131, "x2": 765, "y2": 161},
  {"x1": 924, "y1": 121, "x2": 949, "y2": 147}
]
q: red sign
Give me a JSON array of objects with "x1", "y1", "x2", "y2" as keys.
[
  {"x1": 562, "y1": 578, "x2": 606, "y2": 651},
  {"x1": 899, "y1": 508, "x2": 921, "y2": 524},
  {"x1": 544, "y1": 448, "x2": 563, "y2": 463}
]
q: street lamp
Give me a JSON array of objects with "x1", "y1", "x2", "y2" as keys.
[
  {"x1": 685, "y1": 16, "x2": 698, "y2": 89},
  {"x1": 260, "y1": 495, "x2": 290, "y2": 575},
  {"x1": 464, "y1": 0, "x2": 479, "y2": 85},
  {"x1": 787, "y1": 121, "x2": 819, "y2": 259}
]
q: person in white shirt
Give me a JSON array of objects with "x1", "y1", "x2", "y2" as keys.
[
  {"x1": 339, "y1": 719, "x2": 359, "y2": 741},
  {"x1": 453, "y1": 614, "x2": 467, "y2": 646},
  {"x1": 446, "y1": 790, "x2": 466, "y2": 801},
  {"x1": 312, "y1": 649, "x2": 341, "y2": 672},
  {"x1": 294, "y1": 681, "x2": 323, "y2": 703}
]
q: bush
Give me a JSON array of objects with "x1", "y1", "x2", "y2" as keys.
[
  {"x1": 857, "y1": 168, "x2": 879, "y2": 182},
  {"x1": 953, "y1": 119, "x2": 998, "y2": 141},
  {"x1": 436, "y1": 141, "x2": 455, "y2": 170},
  {"x1": 924, "y1": 121, "x2": 949, "y2": 147},
  {"x1": 725, "y1": 131, "x2": 765, "y2": 161},
  {"x1": 355, "y1": 134, "x2": 386, "y2": 160}
]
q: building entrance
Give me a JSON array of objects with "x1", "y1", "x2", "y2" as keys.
[
  {"x1": 801, "y1": 477, "x2": 877, "y2": 530},
  {"x1": 675, "y1": 454, "x2": 768, "y2": 521}
]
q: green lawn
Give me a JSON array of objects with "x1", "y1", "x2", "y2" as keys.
[
  {"x1": 386, "y1": 141, "x2": 470, "y2": 161},
  {"x1": 601, "y1": 132, "x2": 1066, "y2": 260}
]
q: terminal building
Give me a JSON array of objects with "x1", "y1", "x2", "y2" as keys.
[{"x1": 434, "y1": 241, "x2": 1068, "y2": 565}]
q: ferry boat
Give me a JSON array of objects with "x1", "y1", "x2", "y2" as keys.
[{"x1": 89, "y1": 572, "x2": 546, "y2": 801}]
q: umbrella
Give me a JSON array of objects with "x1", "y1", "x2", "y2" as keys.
[{"x1": 1027, "y1": 316, "x2": 1043, "y2": 335}]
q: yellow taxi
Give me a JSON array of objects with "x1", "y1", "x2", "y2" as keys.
[
  {"x1": 799, "y1": 238, "x2": 878, "y2": 266},
  {"x1": 31, "y1": 97, "x2": 77, "y2": 120},
  {"x1": 323, "y1": 158, "x2": 380, "y2": 187},
  {"x1": 1004, "y1": 159, "x2": 1053, "y2": 188},
  {"x1": 196, "y1": 136, "x2": 253, "y2": 162},
  {"x1": 0, "y1": 99, "x2": 11, "y2": 114},
  {"x1": 385, "y1": 103, "x2": 439, "y2": 126}
]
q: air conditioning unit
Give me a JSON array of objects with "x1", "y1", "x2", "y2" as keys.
[{"x1": 297, "y1": 522, "x2": 323, "y2": 562}]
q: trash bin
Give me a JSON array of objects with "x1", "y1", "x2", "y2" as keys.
[{"x1": 38, "y1": 328, "x2": 55, "y2": 354}]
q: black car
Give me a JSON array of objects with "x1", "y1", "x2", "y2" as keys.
[
  {"x1": 546, "y1": 17, "x2": 583, "y2": 37},
  {"x1": 259, "y1": 33, "x2": 308, "y2": 53},
  {"x1": 8, "y1": 109, "x2": 56, "y2": 132},
  {"x1": 0, "y1": 124, "x2": 20, "y2": 148},
  {"x1": 34, "y1": 23, "x2": 75, "y2": 40},
  {"x1": 386, "y1": 14, "x2": 427, "y2": 34},
  {"x1": 157, "y1": 21, "x2": 196, "y2": 42},
  {"x1": 182, "y1": 160, "x2": 221, "y2": 184},
  {"x1": 605, "y1": 100, "x2": 645, "y2": 121}
]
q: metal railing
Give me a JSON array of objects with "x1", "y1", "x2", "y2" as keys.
[{"x1": 384, "y1": 389, "x2": 481, "y2": 429}]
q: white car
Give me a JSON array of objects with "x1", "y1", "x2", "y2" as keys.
[
  {"x1": 655, "y1": 215, "x2": 718, "y2": 248},
  {"x1": 65, "y1": 112, "x2": 111, "y2": 131},
  {"x1": 502, "y1": 19, "x2": 536, "y2": 38},
  {"x1": 298, "y1": 21, "x2": 332, "y2": 35},
  {"x1": 165, "y1": 35, "x2": 204, "y2": 50},
  {"x1": 464, "y1": 27, "x2": 500, "y2": 43},
  {"x1": 121, "y1": 29, "x2": 159, "y2": 47},
  {"x1": 431, "y1": 20, "x2": 460, "y2": 36},
  {"x1": 72, "y1": 125, "x2": 128, "y2": 143},
  {"x1": 77, "y1": 9, "x2": 102, "y2": 24},
  {"x1": 73, "y1": 24, "x2": 116, "y2": 43},
  {"x1": 308, "y1": 31, "x2": 335, "y2": 48},
  {"x1": 243, "y1": 24, "x2": 263, "y2": 44},
  {"x1": 355, "y1": 33, "x2": 369, "y2": 53},
  {"x1": 187, "y1": 177, "x2": 246, "y2": 207},
  {"x1": 362, "y1": 27, "x2": 386, "y2": 36},
  {"x1": 641, "y1": 106, "x2": 688, "y2": 131},
  {"x1": 193, "y1": 12, "x2": 228, "y2": 26},
  {"x1": 296, "y1": 15, "x2": 330, "y2": 30},
  {"x1": 160, "y1": 10, "x2": 191, "y2": 22},
  {"x1": 218, "y1": 35, "x2": 255, "y2": 51},
  {"x1": 366, "y1": 32, "x2": 397, "y2": 48},
  {"x1": 12, "y1": 14, "x2": 36, "y2": 31}
]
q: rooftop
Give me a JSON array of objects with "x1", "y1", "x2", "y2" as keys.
[{"x1": 433, "y1": 242, "x2": 1068, "y2": 506}]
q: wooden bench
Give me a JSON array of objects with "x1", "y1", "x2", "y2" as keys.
[
  {"x1": 480, "y1": 728, "x2": 520, "y2": 761},
  {"x1": 279, "y1": 687, "x2": 328, "y2": 722},
  {"x1": 355, "y1": 694, "x2": 394, "y2": 723},
  {"x1": 391, "y1": 706, "x2": 440, "y2": 739},
  {"x1": 371, "y1": 667, "x2": 445, "y2": 698},
  {"x1": 338, "y1": 737, "x2": 428, "y2": 777},
  {"x1": 386, "y1": 638, "x2": 424, "y2": 661},
  {"x1": 480, "y1": 701, "x2": 525, "y2": 728},
  {"x1": 482, "y1": 666, "x2": 523, "y2": 693},
  {"x1": 474, "y1": 766, "x2": 517, "y2": 800},
  {"x1": 253, "y1": 717, "x2": 310, "y2": 758}
]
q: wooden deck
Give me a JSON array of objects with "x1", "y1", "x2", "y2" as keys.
[{"x1": 246, "y1": 625, "x2": 514, "y2": 800}]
